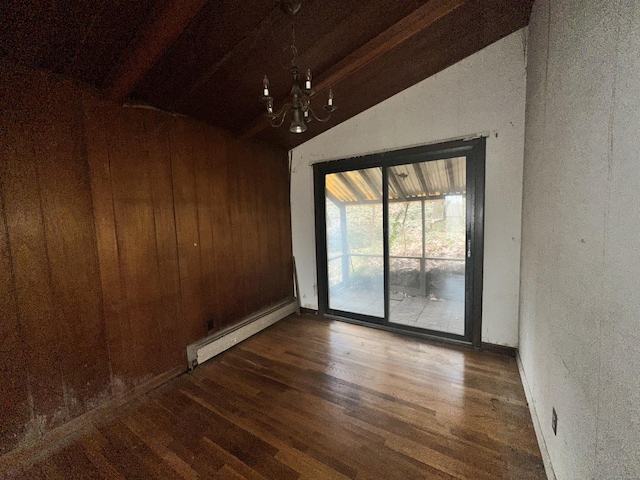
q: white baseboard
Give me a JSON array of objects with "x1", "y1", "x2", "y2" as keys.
[
  {"x1": 187, "y1": 298, "x2": 298, "y2": 369},
  {"x1": 517, "y1": 352, "x2": 557, "y2": 480}
]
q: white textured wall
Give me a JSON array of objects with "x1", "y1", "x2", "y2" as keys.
[
  {"x1": 290, "y1": 29, "x2": 528, "y2": 347},
  {"x1": 519, "y1": 0, "x2": 640, "y2": 478}
]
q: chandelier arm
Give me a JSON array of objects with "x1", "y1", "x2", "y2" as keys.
[
  {"x1": 267, "y1": 102, "x2": 291, "y2": 119},
  {"x1": 308, "y1": 106, "x2": 333, "y2": 123},
  {"x1": 268, "y1": 103, "x2": 292, "y2": 128}
]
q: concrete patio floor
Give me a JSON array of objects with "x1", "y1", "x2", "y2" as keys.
[{"x1": 329, "y1": 275, "x2": 464, "y2": 336}]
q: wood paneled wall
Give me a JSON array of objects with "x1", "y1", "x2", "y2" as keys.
[{"x1": 0, "y1": 63, "x2": 293, "y2": 455}]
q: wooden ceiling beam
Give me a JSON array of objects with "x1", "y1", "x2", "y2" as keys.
[
  {"x1": 336, "y1": 173, "x2": 367, "y2": 202},
  {"x1": 412, "y1": 163, "x2": 430, "y2": 196},
  {"x1": 170, "y1": 6, "x2": 283, "y2": 111},
  {"x1": 241, "y1": 0, "x2": 466, "y2": 141},
  {"x1": 312, "y1": 0, "x2": 466, "y2": 95},
  {"x1": 358, "y1": 169, "x2": 382, "y2": 200},
  {"x1": 445, "y1": 159, "x2": 456, "y2": 194},
  {"x1": 103, "y1": 0, "x2": 208, "y2": 103},
  {"x1": 387, "y1": 171, "x2": 408, "y2": 201}
]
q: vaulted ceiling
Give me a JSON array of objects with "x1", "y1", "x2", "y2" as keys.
[{"x1": 1, "y1": 0, "x2": 534, "y2": 150}]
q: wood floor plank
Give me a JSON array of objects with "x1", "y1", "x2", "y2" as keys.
[
  {"x1": 181, "y1": 375, "x2": 360, "y2": 479},
  {"x1": 1, "y1": 314, "x2": 545, "y2": 479}
]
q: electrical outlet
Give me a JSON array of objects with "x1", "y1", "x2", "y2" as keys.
[{"x1": 552, "y1": 407, "x2": 558, "y2": 435}]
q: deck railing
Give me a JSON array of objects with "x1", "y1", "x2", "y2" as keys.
[{"x1": 328, "y1": 253, "x2": 464, "y2": 296}]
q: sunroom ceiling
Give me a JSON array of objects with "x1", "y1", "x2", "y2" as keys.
[{"x1": 326, "y1": 157, "x2": 466, "y2": 204}]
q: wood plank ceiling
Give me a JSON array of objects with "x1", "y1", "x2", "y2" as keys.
[{"x1": 1, "y1": 0, "x2": 534, "y2": 150}]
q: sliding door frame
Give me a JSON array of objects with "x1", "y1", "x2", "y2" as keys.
[{"x1": 314, "y1": 137, "x2": 485, "y2": 347}]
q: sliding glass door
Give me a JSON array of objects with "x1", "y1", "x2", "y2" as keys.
[
  {"x1": 325, "y1": 168, "x2": 384, "y2": 319},
  {"x1": 387, "y1": 158, "x2": 466, "y2": 336},
  {"x1": 315, "y1": 138, "x2": 485, "y2": 346}
]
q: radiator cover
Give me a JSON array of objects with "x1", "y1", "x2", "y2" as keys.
[{"x1": 186, "y1": 298, "x2": 298, "y2": 369}]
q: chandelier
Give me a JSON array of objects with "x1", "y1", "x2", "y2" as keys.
[{"x1": 259, "y1": 0, "x2": 336, "y2": 134}]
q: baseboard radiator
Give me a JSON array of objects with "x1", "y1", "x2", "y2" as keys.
[{"x1": 187, "y1": 298, "x2": 298, "y2": 369}]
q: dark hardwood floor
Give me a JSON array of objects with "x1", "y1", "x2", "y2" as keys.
[{"x1": 3, "y1": 315, "x2": 545, "y2": 479}]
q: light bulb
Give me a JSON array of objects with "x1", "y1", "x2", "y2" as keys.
[
  {"x1": 263, "y1": 75, "x2": 270, "y2": 97},
  {"x1": 305, "y1": 69, "x2": 312, "y2": 90},
  {"x1": 328, "y1": 88, "x2": 333, "y2": 106}
]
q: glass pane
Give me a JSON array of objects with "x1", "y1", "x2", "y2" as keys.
[
  {"x1": 326, "y1": 168, "x2": 384, "y2": 318},
  {"x1": 387, "y1": 158, "x2": 466, "y2": 335}
]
